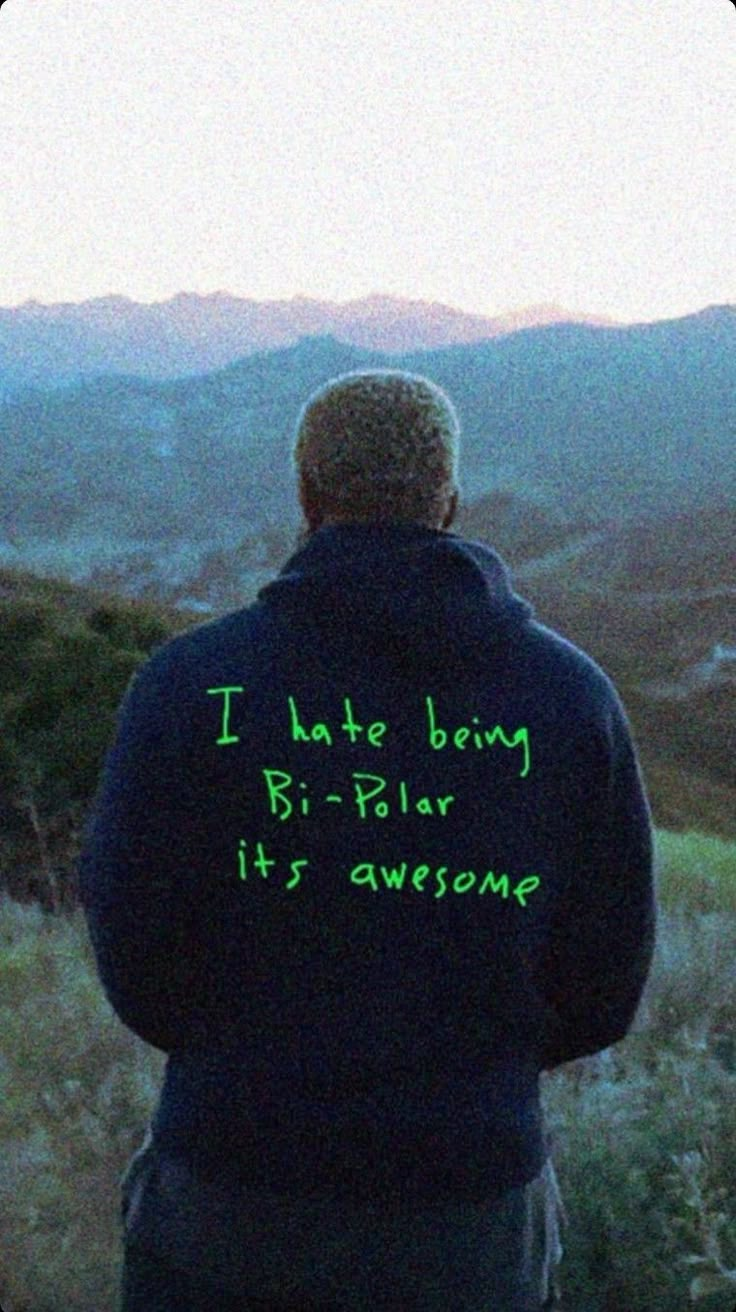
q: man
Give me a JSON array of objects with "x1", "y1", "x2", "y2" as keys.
[{"x1": 80, "y1": 369, "x2": 656, "y2": 1311}]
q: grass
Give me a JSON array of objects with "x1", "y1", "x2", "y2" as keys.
[{"x1": 0, "y1": 828, "x2": 734, "y2": 1310}]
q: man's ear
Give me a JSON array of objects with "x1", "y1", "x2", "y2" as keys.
[
  {"x1": 298, "y1": 472, "x2": 323, "y2": 533},
  {"x1": 442, "y1": 488, "x2": 459, "y2": 530}
]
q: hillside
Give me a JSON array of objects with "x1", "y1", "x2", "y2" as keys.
[{"x1": 510, "y1": 501, "x2": 736, "y2": 840}]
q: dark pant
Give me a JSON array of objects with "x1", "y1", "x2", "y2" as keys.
[
  {"x1": 120, "y1": 1133, "x2": 565, "y2": 1310},
  {"x1": 121, "y1": 1239, "x2": 560, "y2": 1312},
  {"x1": 121, "y1": 1240, "x2": 337, "y2": 1309}
]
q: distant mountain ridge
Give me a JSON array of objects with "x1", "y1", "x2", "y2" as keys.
[
  {"x1": 0, "y1": 291, "x2": 619, "y2": 389},
  {"x1": 1, "y1": 308, "x2": 734, "y2": 574}
]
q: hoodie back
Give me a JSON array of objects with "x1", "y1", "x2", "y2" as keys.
[{"x1": 80, "y1": 522, "x2": 656, "y2": 1203}]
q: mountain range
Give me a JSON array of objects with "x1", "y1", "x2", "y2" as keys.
[
  {"x1": 0, "y1": 292, "x2": 617, "y2": 390},
  {"x1": 1, "y1": 304, "x2": 734, "y2": 577}
]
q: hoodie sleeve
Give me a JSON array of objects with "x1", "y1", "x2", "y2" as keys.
[
  {"x1": 537, "y1": 677, "x2": 657, "y2": 1071},
  {"x1": 78, "y1": 639, "x2": 211, "y2": 1053}
]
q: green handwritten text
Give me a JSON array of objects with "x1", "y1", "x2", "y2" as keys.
[
  {"x1": 262, "y1": 768, "x2": 455, "y2": 821},
  {"x1": 350, "y1": 860, "x2": 540, "y2": 905},
  {"x1": 425, "y1": 697, "x2": 530, "y2": 777}
]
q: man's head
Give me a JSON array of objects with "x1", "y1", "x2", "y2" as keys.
[{"x1": 292, "y1": 370, "x2": 461, "y2": 533}]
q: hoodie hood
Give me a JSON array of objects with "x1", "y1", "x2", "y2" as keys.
[{"x1": 257, "y1": 522, "x2": 535, "y2": 670}]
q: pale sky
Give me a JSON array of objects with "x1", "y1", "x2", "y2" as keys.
[{"x1": 1, "y1": 0, "x2": 734, "y2": 322}]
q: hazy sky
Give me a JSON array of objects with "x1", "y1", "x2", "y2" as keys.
[{"x1": 2, "y1": 0, "x2": 734, "y2": 321}]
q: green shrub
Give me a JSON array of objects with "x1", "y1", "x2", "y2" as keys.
[
  {"x1": 86, "y1": 602, "x2": 170, "y2": 656},
  {"x1": 654, "y1": 830, "x2": 736, "y2": 916},
  {"x1": 0, "y1": 587, "x2": 179, "y2": 902}
]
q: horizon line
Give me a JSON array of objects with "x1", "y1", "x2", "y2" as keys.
[{"x1": 0, "y1": 288, "x2": 731, "y2": 327}]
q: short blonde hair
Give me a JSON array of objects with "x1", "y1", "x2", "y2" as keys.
[{"x1": 292, "y1": 369, "x2": 461, "y2": 526}]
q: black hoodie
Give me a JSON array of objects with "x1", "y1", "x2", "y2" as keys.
[{"x1": 80, "y1": 521, "x2": 656, "y2": 1203}]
